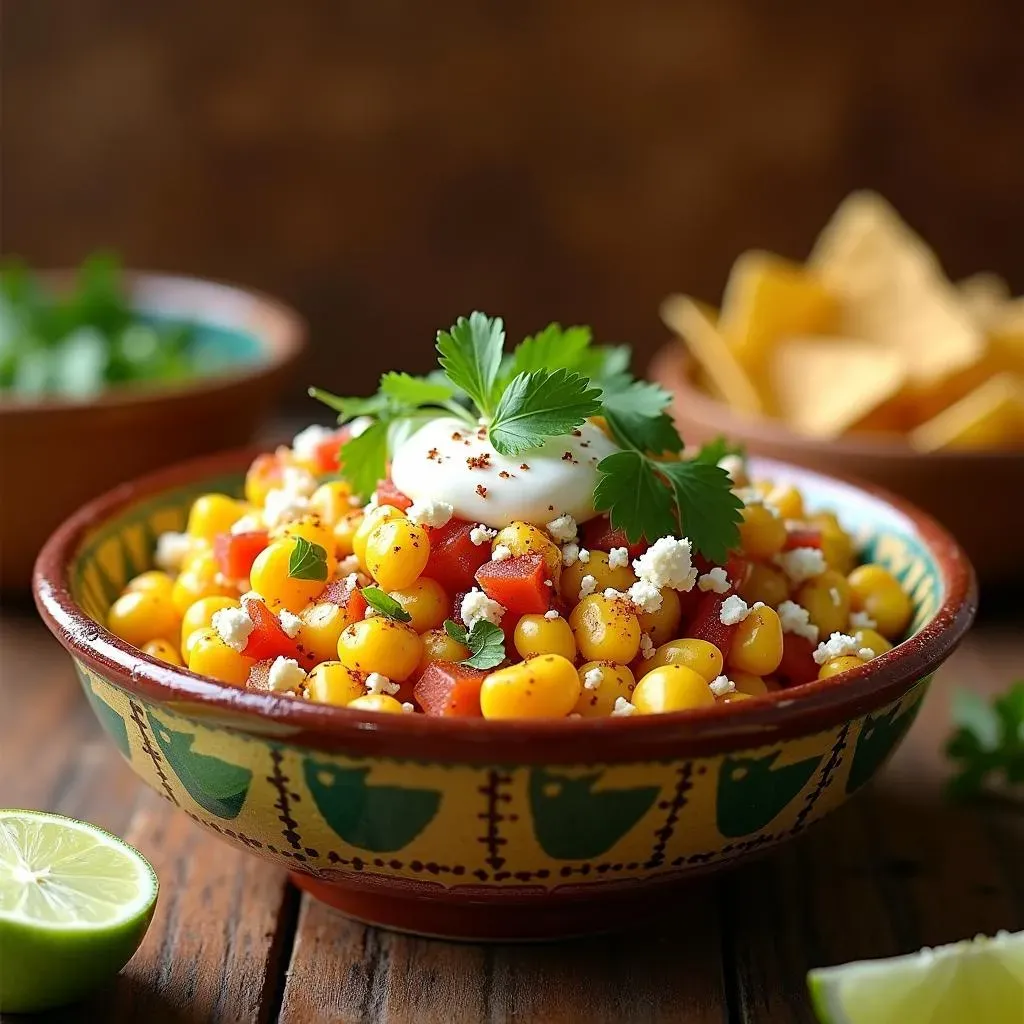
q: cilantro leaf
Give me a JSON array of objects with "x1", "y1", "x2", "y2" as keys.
[
  {"x1": 380, "y1": 371, "x2": 454, "y2": 406},
  {"x1": 361, "y1": 586, "x2": 413, "y2": 623},
  {"x1": 504, "y1": 323, "x2": 593, "y2": 379},
  {"x1": 593, "y1": 450, "x2": 675, "y2": 543},
  {"x1": 601, "y1": 380, "x2": 682, "y2": 456},
  {"x1": 338, "y1": 419, "x2": 390, "y2": 499},
  {"x1": 287, "y1": 537, "x2": 329, "y2": 581},
  {"x1": 660, "y1": 461, "x2": 743, "y2": 564},
  {"x1": 489, "y1": 368, "x2": 603, "y2": 456},
  {"x1": 946, "y1": 682, "x2": 1024, "y2": 799},
  {"x1": 693, "y1": 436, "x2": 747, "y2": 465},
  {"x1": 308, "y1": 387, "x2": 388, "y2": 423},
  {"x1": 436, "y1": 312, "x2": 505, "y2": 417},
  {"x1": 443, "y1": 618, "x2": 506, "y2": 670}
]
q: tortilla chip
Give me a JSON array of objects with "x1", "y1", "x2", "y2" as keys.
[
  {"x1": 957, "y1": 272, "x2": 1011, "y2": 328},
  {"x1": 909, "y1": 372, "x2": 1024, "y2": 451}
]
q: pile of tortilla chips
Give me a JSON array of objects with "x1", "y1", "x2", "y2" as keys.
[{"x1": 661, "y1": 192, "x2": 1024, "y2": 451}]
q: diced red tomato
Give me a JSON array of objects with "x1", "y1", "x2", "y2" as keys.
[
  {"x1": 320, "y1": 576, "x2": 367, "y2": 622},
  {"x1": 782, "y1": 526, "x2": 823, "y2": 551},
  {"x1": 684, "y1": 592, "x2": 738, "y2": 658},
  {"x1": 374, "y1": 476, "x2": 413, "y2": 512},
  {"x1": 725, "y1": 552, "x2": 750, "y2": 589},
  {"x1": 581, "y1": 515, "x2": 647, "y2": 560},
  {"x1": 241, "y1": 599, "x2": 305, "y2": 664},
  {"x1": 775, "y1": 634, "x2": 819, "y2": 687},
  {"x1": 414, "y1": 661, "x2": 486, "y2": 717},
  {"x1": 423, "y1": 518, "x2": 492, "y2": 593},
  {"x1": 474, "y1": 554, "x2": 550, "y2": 618},
  {"x1": 308, "y1": 426, "x2": 352, "y2": 474},
  {"x1": 214, "y1": 530, "x2": 269, "y2": 581}
]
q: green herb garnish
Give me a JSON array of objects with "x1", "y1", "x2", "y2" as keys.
[
  {"x1": 361, "y1": 587, "x2": 413, "y2": 623},
  {"x1": 693, "y1": 436, "x2": 747, "y2": 465},
  {"x1": 946, "y1": 682, "x2": 1024, "y2": 799},
  {"x1": 443, "y1": 618, "x2": 506, "y2": 670},
  {"x1": 287, "y1": 537, "x2": 329, "y2": 581}
]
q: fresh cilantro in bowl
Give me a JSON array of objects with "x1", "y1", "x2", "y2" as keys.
[{"x1": 0, "y1": 253, "x2": 203, "y2": 399}]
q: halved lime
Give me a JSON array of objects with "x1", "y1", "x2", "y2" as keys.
[
  {"x1": 809, "y1": 930, "x2": 1024, "y2": 1024},
  {"x1": 0, "y1": 809, "x2": 158, "y2": 1013}
]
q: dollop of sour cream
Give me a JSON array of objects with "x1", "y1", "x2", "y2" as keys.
[{"x1": 389, "y1": 417, "x2": 618, "y2": 528}]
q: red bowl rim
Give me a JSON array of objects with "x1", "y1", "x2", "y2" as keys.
[
  {"x1": 33, "y1": 445, "x2": 978, "y2": 763},
  {"x1": 0, "y1": 270, "x2": 307, "y2": 416}
]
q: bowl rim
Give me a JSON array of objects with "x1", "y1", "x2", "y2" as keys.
[
  {"x1": 0, "y1": 270, "x2": 307, "y2": 415},
  {"x1": 33, "y1": 444, "x2": 978, "y2": 762},
  {"x1": 649, "y1": 342, "x2": 1024, "y2": 462}
]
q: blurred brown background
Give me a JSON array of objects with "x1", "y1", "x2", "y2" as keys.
[{"x1": 5, "y1": 0, "x2": 1024, "y2": 406}]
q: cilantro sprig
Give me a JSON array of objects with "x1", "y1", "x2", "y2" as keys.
[
  {"x1": 287, "y1": 537, "x2": 329, "y2": 581},
  {"x1": 360, "y1": 587, "x2": 413, "y2": 623},
  {"x1": 946, "y1": 682, "x2": 1024, "y2": 799},
  {"x1": 443, "y1": 619, "x2": 506, "y2": 670}
]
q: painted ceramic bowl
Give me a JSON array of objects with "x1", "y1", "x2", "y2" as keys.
[
  {"x1": 34, "y1": 449, "x2": 976, "y2": 941},
  {"x1": 0, "y1": 272, "x2": 305, "y2": 593}
]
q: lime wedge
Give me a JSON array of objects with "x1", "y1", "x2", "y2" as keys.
[
  {"x1": 0, "y1": 809, "x2": 158, "y2": 1013},
  {"x1": 808, "y1": 930, "x2": 1024, "y2": 1024}
]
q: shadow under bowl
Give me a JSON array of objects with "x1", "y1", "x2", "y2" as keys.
[
  {"x1": 650, "y1": 343, "x2": 1024, "y2": 585},
  {"x1": 0, "y1": 271, "x2": 306, "y2": 592},
  {"x1": 33, "y1": 447, "x2": 976, "y2": 940}
]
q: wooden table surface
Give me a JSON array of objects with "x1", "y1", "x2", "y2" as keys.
[{"x1": 1, "y1": 601, "x2": 1021, "y2": 1024}]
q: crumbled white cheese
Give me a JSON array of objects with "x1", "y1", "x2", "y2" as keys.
[
  {"x1": 543, "y1": 609, "x2": 560, "y2": 620},
  {"x1": 154, "y1": 531, "x2": 191, "y2": 572},
  {"x1": 719, "y1": 594, "x2": 751, "y2": 625},
  {"x1": 491, "y1": 544, "x2": 513, "y2": 562},
  {"x1": 278, "y1": 610, "x2": 302, "y2": 638},
  {"x1": 230, "y1": 513, "x2": 263, "y2": 535},
  {"x1": 212, "y1": 606, "x2": 253, "y2": 652},
  {"x1": 583, "y1": 667, "x2": 604, "y2": 690},
  {"x1": 850, "y1": 610, "x2": 877, "y2": 630},
  {"x1": 858, "y1": 647, "x2": 876, "y2": 661},
  {"x1": 561, "y1": 542, "x2": 579, "y2": 567},
  {"x1": 546, "y1": 514, "x2": 577, "y2": 543},
  {"x1": 365, "y1": 672, "x2": 400, "y2": 696},
  {"x1": 401, "y1": 701, "x2": 415, "y2": 714},
  {"x1": 697, "y1": 567, "x2": 730, "y2": 594},
  {"x1": 774, "y1": 547, "x2": 827, "y2": 584},
  {"x1": 776, "y1": 600, "x2": 819, "y2": 643},
  {"x1": 406, "y1": 498, "x2": 454, "y2": 528},
  {"x1": 577, "y1": 548, "x2": 591, "y2": 564},
  {"x1": 240, "y1": 590, "x2": 264, "y2": 607},
  {"x1": 460, "y1": 588, "x2": 506, "y2": 630},
  {"x1": 611, "y1": 697, "x2": 637, "y2": 717},
  {"x1": 363, "y1": 605, "x2": 379, "y2": 618},
  {"x1": 281, "y1": 465, "x2": 319, "y2": 498},
  {"x1": 291, "y1": 424, "x2": 335, "y2": 462},
  {"x1": 263, "y1": 488, "x2": 310, "y2": 529},
  {"x1": 268, "y1": 656, "x2": 306, "y2": 693},
  {"x1": 829, "y1": 586, "x2": 842, "y2": 606},
  {"x1": 607, "y1": 546, "x2": 629, "y2": 569},
  {"x1": 338, "y1": 554, "x2": 361, "y2": 575},
  {"x1": 344, "y1": 572, "x2": 361, "y2": 591},
  {"x1": 469, "y1": 525, "x2": 498, "y2": 546},
  {"x1": 578, "y1": 575, "x2": 598, "y2": 600},
  {"x1": 639, "y1": 632, "x2": 655, "y2": 660},
  {"x1": 627, "y1": 579, "x2": 663, "y2": 614},
  {"x1": 709, "y1": 675, "x2": 736, "y2": 697},
  {"x1": 632, "y1": 536, "x2": 697, "y2": 592},
  {"x1": 813, "y1": 632, "x2": 861, "y2": 665},
  {"x1": 718, "y1": 454, "x2": 746, "y2": 484}
]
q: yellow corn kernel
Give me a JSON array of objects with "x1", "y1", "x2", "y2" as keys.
[
  {"x1": 643, "y1": 638, "x2": 723, "y2": 683},
  {"x1": 125, "y1": 570, "x2": 175, "y2": 602},
  {"x1": 632, "y1": 665, "x2": 716, "y2": 714},
  {"x1": 727, "y1": 604, "x2": 784, "y2": 676},
  {"x1": 107, "y1": 590, "x2": 181, "y2": 650},
  {"x1": 493, "y1": 522, "x2": 561, "y2": 585},
  {"x1": 853, "y1": 627, "x2": 893, "y2": 657},
  {"x1": 244, "y1": 453, "x2": 282, "y2": 506},
  {"x1": 306, "y1": 661, "x2": 366, "y2": 706},
  {"x1": 568, "y1": 594, "x2": 641, "y2": 664},
  {"x1": 337, "y1": 617, "x2": 423, "y2": 681},
  {"x1": 738, "y1": 562, "x2": 790, "y2": 608},
  {"x1": 388, "y1": 578, "x2": 448, "y2": 633},
  {"x1": 796, "y1": 569, "x2": 851, "y2": 638},
  {"x1": 180, "y1": 596, "x2": 239, "y2": 652},
  {"x1": 636, "y1": 587, "x2": 682, "y2": 646},
  {"x1": 333, "y1": 510, "x2": 364, "y2": 559},
  {"x1": 170, "y1": 550, "x2": 237, "y2": 615},
  {"x1": 272, "y1": 513, "x2": 335, "y2": 554},
  {"x1": 186, "y1": 493, "x2": 247, "y2": 541},
  {"x1": 513, "y1": 613, "x2": 576, "y2": 661},
  {"x1": 811, "y1": 512, "x2": 857, "y2": 575},
  {"x1": 141, "y1": 638, "x2": 183, "y2": 667},
  {"x1": 847, "y1": 564, "x2": 912, "y2": 639},
  {"x1": 347, "y1": 694, "x2": 407, "y2": 714},
  {"x1": 352, "y1": 505, "x2": 405, "y2": 566},
  {"x1": 365, "y1": 518, "x2": 430, "y2": 591},
  {"x1": 718, "y1": 691, "x2": 754, "y2": 704},
  {"x1": 752, "y1": 479, "x2": 774, "y2": 496},
  {"x1": 818, "y1": 655, "x2": 865, "y2": 680},
  {"x1": 250, "y1": 538, "x2": 333, "y2": 614},
  {"x1": 480, "y1": 654, "x2": 581, "y2": 720},
  {"x1": 187, "y1": 628, "x2": 255, "y2": 686},
  {"x1": 573, "y1": 661, "x2": 635, "y2": 718},
  {"x1": 560, "y1": 549, "x2": 636, "y2": 603},
  {"x1": 294, "y1": 601, "x2": 353, "y2": 663},
  {"x1": 738, "y1": 504, "x2": 787, "y2": 559},
  {"x1": 309, "y1": 481, "x2": 354, "y2": 528},
  {"x1": 729, "y1": 669, "x2": 769, "y2": 696},
  {"x1": 182, "y1": 628, "x2": 208, "y2": 661},
  {"x1": 416, "y1": 628, "x2": 470, "y2": 675},
  {"x1": 766, "y1": 484, "x2": 805, "y2": 520}
]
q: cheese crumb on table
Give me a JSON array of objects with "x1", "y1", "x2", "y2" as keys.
[
  {"x1": 212, "y1": 606, "x2": 254, "y2": 652},
  {"x1": 697, "y1": 567, "x2": 730, "y2": 594},
  {"x1": 813, "y1": 632, "x2": 861, "y2": 665},
  {"x1": 776, "y1": 600, "x2": 820, "y2": 643},
  {"x1": 268, "y1": 656, "x2": 306, "y2": 693}
]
